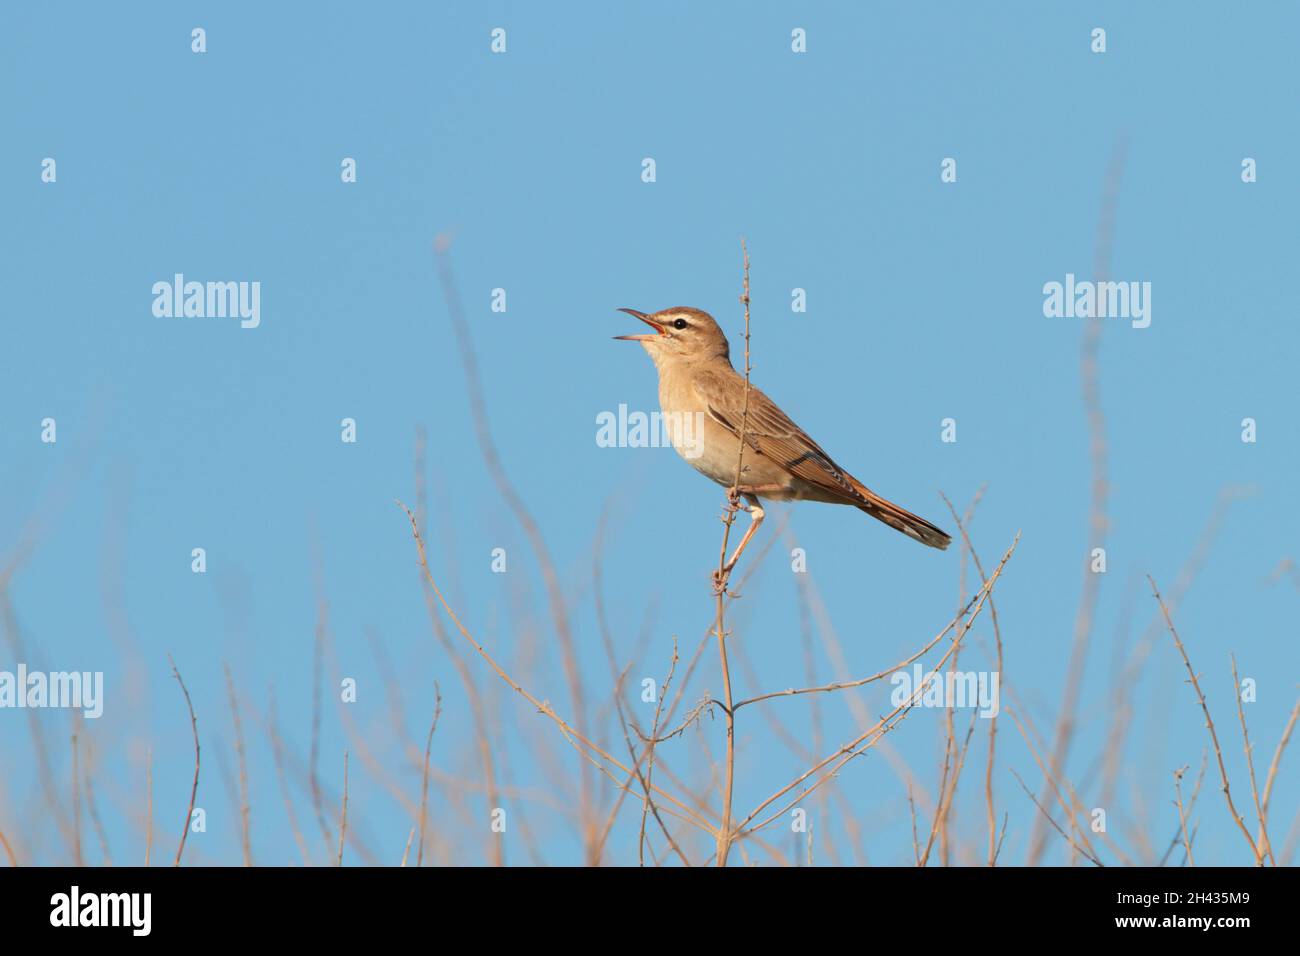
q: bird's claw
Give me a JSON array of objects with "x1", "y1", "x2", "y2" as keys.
[{"x1": 723, "y1": 488, "x2": 749, "y2": 515}]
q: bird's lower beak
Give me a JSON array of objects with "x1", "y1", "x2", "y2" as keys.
[{"x1": 614, "y1": 308, "x2": 664, "y2": 341}]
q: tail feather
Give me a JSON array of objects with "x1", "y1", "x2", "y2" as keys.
[{"x1": 852, "y1": 485, "x2": 951, "y2": 551}]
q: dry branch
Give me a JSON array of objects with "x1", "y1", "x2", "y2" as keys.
[
  {"x1": 1149, "y1": 577, "x2": 1263, "y2": 865},
  {"x1": 168, "y1": 655, "x2": 200, "y2": 867}
]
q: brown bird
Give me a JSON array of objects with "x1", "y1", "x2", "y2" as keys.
[{"x1": 616, "y1": 306, "x2": 951, "y2": 576}]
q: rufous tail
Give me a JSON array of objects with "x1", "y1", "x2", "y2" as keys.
[{"x1": 852, "y1": 484, "x2": 952, "y2": 551}]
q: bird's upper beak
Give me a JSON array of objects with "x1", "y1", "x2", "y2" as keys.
[{"x1": 614, "y1": 308, "x2": 665, "y2": 341}]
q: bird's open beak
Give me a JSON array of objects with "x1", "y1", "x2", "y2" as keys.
[{"x1": 614, "y1": 308, "x2": 665, "y2": 341}]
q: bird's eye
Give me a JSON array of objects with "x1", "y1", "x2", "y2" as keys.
[{"x1": 673, "y1": 318, "x2": 688, "y2": 330}]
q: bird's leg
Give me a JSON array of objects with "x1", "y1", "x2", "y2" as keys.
[{"x1": 720, "y1": 494, "x2": 765, "y2": 580}]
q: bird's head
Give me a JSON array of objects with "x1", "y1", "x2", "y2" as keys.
[{"x1": 615, "y1": 307, "x2": 731, "y2": 366}]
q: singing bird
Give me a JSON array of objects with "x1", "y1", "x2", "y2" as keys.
[{"x1": 616, "y1": 306, "x2": 951, "y2": 576}]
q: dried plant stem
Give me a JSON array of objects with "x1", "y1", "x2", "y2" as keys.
[
  {"x1": 308, "y1": 594, "x2": 333, "y2": 856},
  {"x1": 921, "y1": 489, "x2": 988, "y2": 867},
  {"x1": 1101, "y1": 490, "x2": 1241, "y2": 812},
  {"x1": 908, "y1": 784, "x2": 921, "y2": 865},
  {"x1": 411, "y1": 433, "x2": 503, "y2": 865},
  {"x1": 993, "y1": 813, "x2": 1009, "y2": 864},
  {"x1": 710, "y1": 238, "x2": 752, "y2": 867},
  {"x1": 1148, "y1": 577, "x2": 1262, "y2": 865},
  {"x1": 712, "y1": 598, "x2": 737, "y2": 867},
  {"x1": 736, "y1": 537, "x2": 1018, "y2": 841},
  {"x1": 783, "y1": 525, "x2": 840, "y2": 864},
  {"x1": 144, "y1": 747, "x2": 153, "y2": 866},
  {"x1": 416, "y1": 564, "x2": 501, "y2": 865},
  {"x1": 416, "y1": 685, "x2": 443, "y2": 867},
  {"x1": 612, "y1": 663, "x2": 690, "y2": 866},
  {"x1": 591, "y1": 506, "x2": 685, "y2": 863},
  {"x1": 1006, "y1": 705, "x2": 1103, "y2": 865},
  {"x1": 938, "y1": 490, "x2": 1005, "y2": 867},
  {"x1": 223, "y1": 663, "x2": 253, "y2": 866},
  {"x1": 921, "y1": 711, "x2": 977, "y2": 867},
  {"x1": 168, "y1": 655, "x2": 200, "y2": 867},
  {"x1": 434, "y1": 238, "x2": 595, "y2": 862},
  {"x1": 398, "y1": 502, "x2": 715, "y2": 838},
  {"x1": 1, "y1": 586, "x2": 76, "y2": 858},
  {"x1": 788, "y1": 548, "x2": 933, "y2": 826},
  {"x1": 1259, "y1": 697, "x2": 1300, "y2": 855},
  {"x1": 637, "y1": 643, "x2": 684, "y2": 863},
  {"x1": 266, "y1": 696, "x2": 310, "y2": 866},
  {"x1": 1173, "y1": 765, "x2": 1195, "y2": 866},
  {"x1": 83, "y1": 747, "x2": 112, "y2": 866},
  {"x1": 71, "y1": 733, "x2": 83, "y2": 866},
  {"x1": 1229, "y1": 655, "x2": 1275, "y2": 865},
  {"x1": 1011, "y1": 768, "x2": 1101, "y2": 866},
  {"x1": 1029, "y1": 142, "x2": 1126, "y2": 865},
  {"x1": 592, "y1": 533, "x2": 781, "y2": 862},
  {"x1": 734, "y1": 578, "x2": 994, "y2": 714},
  {"x1": 0, "y1": 829, "x2": 16, "y2": 867},
  {"x1": 336, "y1": 752, "x2": 349, "y2": 867},
  {"x1": 1159, "y1": 749, "x2": 1207, "y2": 865}
]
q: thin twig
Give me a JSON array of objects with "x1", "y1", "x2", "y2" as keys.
[
  {"x1": 434, "y1": 237, "x2": 595, "y2": 862},
  {"x1": 908, "y1": 783, "x2": 921, "y2": 866},
  {"x1": 1173, "y1": 765, "x2": 1195, "y2": 867},
  {"x1": 591, "y1": 504, "x2": 685, "y2": 863},
  {"x1": 144, "y1": 747, "x2": 153, "y2": 866},
  {"x1": 733, "y1": 579, "x2": 997, "y2": 713},
  {"x1": 939, "y1": 489, "x2": 1005, "y2": 867},
  {"x1": 1011, "y1": 769, "x2": 1102, "y2": 866},
  {"x1": 1259, "y1": 696, "x2": 1300, "y2": 855},
  {"x1": 992, "y1": 812, "x2": 1009, "y2": 865},
  {"x1": 735, "y1": 537, "x2": 1018, "y2": 841},
  {"x1": 336, "y1": 752, "x2": 349, "y2": 866},
  {"x1": 1029, "y1": 141, "x2": 1126, "y2": 865},
  {"x1": 397, "y1": 501, "x2": 716, "y2": 838},
  {"x1": 223, "y1": 663, "x2": 253, "y2": 866},
  {"x1": 1148, "y1": 577, "x2": 1262, "y2": 865},
  {"x1": 1006, "y1": 704, "x2": 1104, "y2": 865},
  {"x1": 612, "y1": 662, "x2": 691, "y2": 866},
  {"x1": 168, "y1": 655, "x2": 200, "y2": 867},
  {"x1": 1230, "y1": 655, "x2": 1274, "y2": 865},
  {"x1": 639, "y1": 643, "x2": 685, "y2": 864},
  {"x1": 83, "y1": 741, "x2": 112, "y2": 866},
  {"x1": 416, "y1": 685, "x2": 443, "y2": 867},
  {"x1": 1160, "y1": 748, "x2": 1208, "y2": 866},
  {"x1": 71, "y1": 733, "x2": 83, "y2": 866},
  {"x1": 710, "y1": 238, "x2": 752, "y2": 867},
  {"x1": 266, "y1": 694, "x2": 310, "y2": 866},
  {"x1": 308, "y1": 588, "x2": 334, "y2": 856}
]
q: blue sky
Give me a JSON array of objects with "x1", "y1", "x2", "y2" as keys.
[{"x1": 2, "y1": 1, "x2": 1297, "y2": 866}]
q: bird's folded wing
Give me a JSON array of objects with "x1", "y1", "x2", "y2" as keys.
[{"x1": 692, "y1": 368, "x2": 863, "y2": 501}]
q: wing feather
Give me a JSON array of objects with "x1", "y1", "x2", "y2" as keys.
[{"x1": 693, "y1": 368, "x2": 862, "y2": 501}]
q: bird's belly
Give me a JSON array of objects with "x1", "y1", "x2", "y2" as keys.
[
  {"x1": 659, "y1": 407, "x2": 728, "y2": 480},
  {"x1": 663, "y1": 408, "x2": 796, "y2": 497}
]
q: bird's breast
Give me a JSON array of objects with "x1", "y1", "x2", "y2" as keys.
[{"x1": 655, "y1": 368, "x2": 771, "y2": 490}]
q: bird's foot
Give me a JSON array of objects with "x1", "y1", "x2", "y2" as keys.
[
  {"x1": 723, "y1": 487, "x2": 749, "y2": 514},
  {"x1": 711, "y1": 567, "x2": 728, "y2": 594}
]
